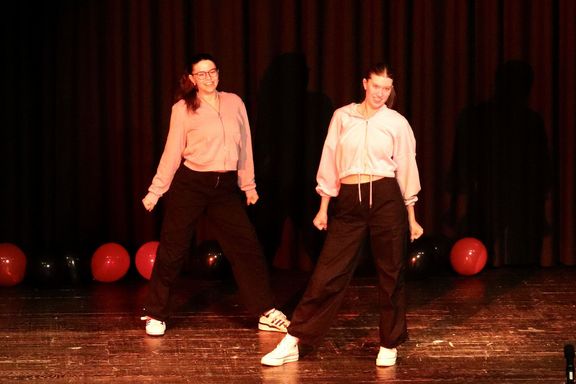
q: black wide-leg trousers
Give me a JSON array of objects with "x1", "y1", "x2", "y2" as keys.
[
  {"x1": 144, "y1": 165, "x2": 275, "y2": 321},
  {"x1": 288, "y1": 177, "x2": 409, "y2": 348}
]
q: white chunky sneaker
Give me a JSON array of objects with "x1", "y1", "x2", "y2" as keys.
[
  {"x1": 376, "y1": 346, "x2": 397, "y2": 366},
  {"x1": 141, "y1": 316, "x2": 166, "y2": 336},
  {"x1": 261, "y1": 334, "x2": 299, "y2": 366},
  {"x1": 258, "y1": 309, "x2": 290, "y2": 333}
]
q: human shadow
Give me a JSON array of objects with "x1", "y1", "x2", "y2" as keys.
[
  {"x1": 252, "y1": 52, "x2": 334, "y2": 269},
  {"x1": 447, "y1": 60, "x2": 551, "y2": 266}
]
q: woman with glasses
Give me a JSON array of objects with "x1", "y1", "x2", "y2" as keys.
[
  {"x1": 261, "y1": 62, "x2": 423, "y2": 367},
  {"x1": 140, "y1": 53, "x2": 289, "y2": 337}
]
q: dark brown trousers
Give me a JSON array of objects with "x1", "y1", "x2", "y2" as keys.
[
  {"x1": 288, "y1": 177, "x2": 408, "y2": 348},
  {"x1": 144, "y1": 165, "x2": 274, "y2": 321}
]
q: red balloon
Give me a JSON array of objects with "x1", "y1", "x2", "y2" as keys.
[
  {"x1": 135, "y1": 241, "x2": 159, "y2": 280},
  {"x1": 91, "y1": 243, "x2": 130, "y2": 282},
  {"x1": 450, "y1": 237, "x2": 488, "y2": 276},
  {"x1": 0, "y1": 243, "x2": 27, "y2": 287}
]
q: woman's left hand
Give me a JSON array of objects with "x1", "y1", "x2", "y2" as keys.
[
  {"x1": 245, "y1": 189, "x2": 259, "y2": 205},
  {"x1": 409, "y1": 220, "x2": 424, "y2": 242}
]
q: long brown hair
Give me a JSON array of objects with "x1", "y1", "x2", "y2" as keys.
[
  {"x1": 176, "y1": 53, "x2": 219, "y2": 112},
  {"x1": 364, "y1": 62, "x2": 396, "y2": 108}
]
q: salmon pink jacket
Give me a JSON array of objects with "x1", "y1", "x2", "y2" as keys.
[{"x1": 145, "y1": 92, "x2": 255, "y2": 205}]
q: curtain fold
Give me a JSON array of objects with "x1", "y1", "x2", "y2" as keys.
[{"x1": 1, "y1": 0, "x2": 573, "y2": 266}]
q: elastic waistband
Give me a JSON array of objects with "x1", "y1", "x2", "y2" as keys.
[{"x1": 180, "y1": 164, "x2": 235, "y2": 176}]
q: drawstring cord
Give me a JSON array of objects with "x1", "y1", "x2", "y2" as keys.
[
  {"x1": 356, "y1": 174, "x2": 374, "y2": 208},
  {"x1": 369, "y1": 174, "x2": 373, "y2": 208},
  {"x1": 358, "y1": 115, "x2": 374, "y2": 208},
  {"x1": 357, "y1": 174, "x2": 362, "y2": 204}
]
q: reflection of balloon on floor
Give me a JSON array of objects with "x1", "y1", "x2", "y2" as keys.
[
  {"x1": 406, "y1": 238, "x2": 433, "y2": 279},
  {"x1": 452, "y1": 277, "x2": 487, "y2": 302},
  {"x1": 135, "y1": 241, "x2": 159, "y2": 280},
  {"x1": 0, "y1": 243, "x2": 27, "y2": 287},
  {"x1": 196, "y1": 240, "x2": 229, "y2": 277},
  {"x1": 91, "y1": 242, "x2": 131, "y2": 282},
  {"x1": 450, "y1": 237, "x2": 488, "y2": 276}
]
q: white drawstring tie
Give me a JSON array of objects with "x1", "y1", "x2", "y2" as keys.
[{"x1": 356, "y1": 174, "x2": 374, "y2": 208}]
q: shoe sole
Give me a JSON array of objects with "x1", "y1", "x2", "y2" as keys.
[
  {"x1": 261, "y1": 354, "x2": 299, "y2": 366},
  {"x1": 258, "y1": 323, "x2": 287, "y2": 333},
  {"x1": 145, "y1": 327, "x2": 166, "y2": 336},
  {"x1": 376, "y1": 358, "x2": 396, "y2": 367}
]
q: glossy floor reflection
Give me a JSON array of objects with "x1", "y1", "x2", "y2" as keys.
[{"x1": 0, "y1": 266, "x2": 574, "y2": 383}]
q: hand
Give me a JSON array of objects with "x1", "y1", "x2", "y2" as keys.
[
  {"x1": 313, "y1": 211, "x2": 328, "y2": 230},
  {"x1": 246, "y1": 189, "x2": 259, "y2": 205},
  {"x1": 142, "y1": 193, "x2": 157, "y2": 212},
  {"x1": 409, "y1": 220, "x2": 424, "y2": 242}
]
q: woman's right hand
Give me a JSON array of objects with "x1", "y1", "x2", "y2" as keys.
[
  {"x1": 313, "y1": 211, "x2": 328, "y2": 231},
  {"x1": 313, "y1": 196, "x2": 331, "y2": 230},
  {"x1": 142, "y1": 193, "x2": 158, "y2": 212}
]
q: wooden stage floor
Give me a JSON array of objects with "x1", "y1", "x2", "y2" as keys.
[{"x1": 1, "y1": 266, "x2": 574, "y2": 383}]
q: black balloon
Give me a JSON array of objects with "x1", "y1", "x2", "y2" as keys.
[
  {"x1": 61, "y1": 251, "x2": 91, "y2": 285},
  {"x1": 30, "y1": 253, "x2": 61, "y2": 286},
  {"x1": 196, "y1": 240, "x2": 229, "y2": 277},
  {"x1": 406, "y1": 238, "x2": 433, "y2": 279},
  {"x1": 426, "y1": 235, "x2": 453, "y2": 266}
]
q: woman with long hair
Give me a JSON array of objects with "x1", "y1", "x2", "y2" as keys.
[{"x1": 140, "y1": 53, "x2": 289, "y2": 337}]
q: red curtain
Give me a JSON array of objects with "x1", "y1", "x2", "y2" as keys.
[{"x1": 1, "y1": 0, "x2": 574, "y2": 266}]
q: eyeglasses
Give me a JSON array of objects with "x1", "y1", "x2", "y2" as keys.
[{"x1": 192, "y1": 68, "x2": 219, "y2": 80}]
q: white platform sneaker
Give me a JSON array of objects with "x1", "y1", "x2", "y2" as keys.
[
  {"x1": 140, "y1": 316, "x2": 166, "y2": 336},
  {"x1": 376, "y1": 346, "x2": 397, "y2": 366},
  {"x1": 261, "y1": 334, "x2": 299, "y2": 366}
]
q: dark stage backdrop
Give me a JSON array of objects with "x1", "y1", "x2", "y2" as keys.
[{"x1": 1, "y1": 0, "x2": 574, "y2": 268}]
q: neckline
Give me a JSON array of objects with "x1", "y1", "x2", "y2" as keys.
[
  {"x1": 357, "y1": 102, "x2": 378, "y2": 119},
  {"x1": 200, "y1": 92, "x2": 220, "y2": 113}
]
